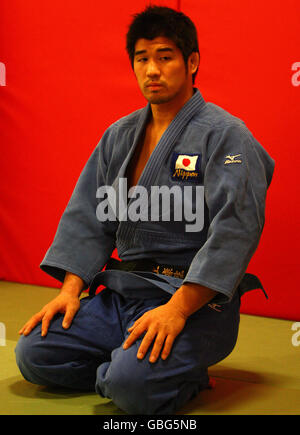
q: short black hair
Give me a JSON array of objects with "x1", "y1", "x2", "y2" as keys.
[{"x1": 126, "y1": 5, "x2": 200, "y2": 83}]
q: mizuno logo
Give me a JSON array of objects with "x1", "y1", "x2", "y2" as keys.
[{"x1": 224, "y1": 154, "x2": 242, "y2": 164}]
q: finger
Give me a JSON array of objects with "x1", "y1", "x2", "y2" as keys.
[
  {"x1": 19, "y1": 313, "x2": 43, "y2": 336},
  {"x1": 62, "y1": 307, "x2": 77, "y2": 329},
  {"x1": 127, "y1": 317, "x2": 142, "y2": 332},
  {"x1": 137, "y1": 329, "x2": 157, "y2": 360},
  {"x1": 123, "y1": 323, "x2": 147, "y2": 350},
  {"x1": 161, "y1": 334, "x2": 176, "y2": 360},
  {"x1": 19, "y1": 324, "x2": 28, "y2": 335},
  {"x1": 18, "y1": 324, "x2": 27, "y2": 335},
  {"x1": 128, "y1": 309, "x2": 153, "y2": 332},
  {"x1": 149, "y1": 333, "x2": 166, "y2": 363},
  {"x1": 41, "y1": 311, "x2": 55, "y2": 337},
  {"x1": 19, "y1": 323, "x2": 32, "y2": 335}
]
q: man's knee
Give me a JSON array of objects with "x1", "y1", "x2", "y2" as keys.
[
  {"x1": 15, "y1": 330, "x2": 101, "y2": 391},
  {"x1": 95, "y1": 346, "x2": 195, "y2": 415},
  {"x1": 15, "y1": 333, "x2": 50, "y2": 386},
  {"x1": 96, "y1": 357, "x2": 154, "y2": 414}
]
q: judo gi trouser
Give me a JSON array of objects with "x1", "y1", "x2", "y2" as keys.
[{"x1": 15, "y1": 288, "x2": 240, "y2": 415}]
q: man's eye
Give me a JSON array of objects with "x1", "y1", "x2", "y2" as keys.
[
  {"x1": 160, "y1": 56, "x2": 171, "y2": 61},
  {"x1": 137, "y1": 57, "x2": 147, "y2": 63}
]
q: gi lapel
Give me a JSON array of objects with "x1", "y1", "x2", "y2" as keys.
[
  {"x1": 112, "y1": 105, "x2": 151, "y2": 188},
  {"x1": 116, "y1": 89, "x2": 206, "y2": 249},
  {"x1": 110, "y1": 105, "x2": 151, "y2": 217},
  {"x1": 137, "y1": 89, "x2": 206, "y2": 191}
]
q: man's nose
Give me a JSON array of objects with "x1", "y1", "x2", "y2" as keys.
[{"x1": 146, "y1": 60, "x2": 160, "y2": 77}]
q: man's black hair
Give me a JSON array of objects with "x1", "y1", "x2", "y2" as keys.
[{"x1": 126, "y1": 5, "x2": 200, "y2": 83}]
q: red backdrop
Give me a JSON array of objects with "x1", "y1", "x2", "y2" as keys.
[{"x1": 0, "y1": 0, "x2": 299, "y2": 320}]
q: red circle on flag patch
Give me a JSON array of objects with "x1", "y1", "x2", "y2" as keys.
[{"x1": 182, "y1": 158, "x2": 190, "y2": 167}]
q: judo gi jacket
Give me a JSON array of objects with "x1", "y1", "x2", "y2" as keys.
[{"x1": 40, "y1": 89, "x2": 275, "y2": 304}]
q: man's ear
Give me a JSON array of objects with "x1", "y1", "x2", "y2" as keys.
[{"x1": 188, "y1": 52, "x2": 200, "y2": 75}]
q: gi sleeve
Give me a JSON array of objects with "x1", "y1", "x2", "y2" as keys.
[
  {"x1": 183, "y1": 122, "x2": 275, "y2": 303},
  {"x1": 40, "y1": 126, "x2": 118, "y2": 287}
]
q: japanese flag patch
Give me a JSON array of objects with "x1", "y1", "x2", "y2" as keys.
[{"x1": 171, "y1": 153, "x2": 202, "y2": 182}]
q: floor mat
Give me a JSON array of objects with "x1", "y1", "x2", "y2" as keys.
[{"x1": 1, "y1": 281, "x2": 299, "y2": 415}]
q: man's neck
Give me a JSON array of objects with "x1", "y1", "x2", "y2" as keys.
[{"x1": 150, "y1": 87, "x2": 194, "y2": 131}]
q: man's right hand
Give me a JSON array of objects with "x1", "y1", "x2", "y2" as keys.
[{"x1": 18, "y1": 272, "x2": 84, "y2": 337}]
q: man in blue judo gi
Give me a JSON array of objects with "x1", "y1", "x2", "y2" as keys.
[{"x1": 15, "y1": 6, "x2": 275, "y2": 414}]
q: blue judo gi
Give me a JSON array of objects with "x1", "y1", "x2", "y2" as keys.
[{"x1": 15, "y1": 89, "x2": 275, "y2": 414}]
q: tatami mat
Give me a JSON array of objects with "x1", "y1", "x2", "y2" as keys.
[{"x1": 0, "y1": 281, "x2": 299, "y2": 415}]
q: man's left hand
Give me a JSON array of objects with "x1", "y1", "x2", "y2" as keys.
[{"x1": 123, "y1": 303, "x2": 187, "y2": 363}]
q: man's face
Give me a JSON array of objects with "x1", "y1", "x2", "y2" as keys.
[{"x1": 133, "y1": 36, "x2": 197, "y2": 105}]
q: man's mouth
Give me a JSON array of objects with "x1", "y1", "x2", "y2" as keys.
[{"x1": 146, "y1": 83, "x2": 163, "y2": 90}]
